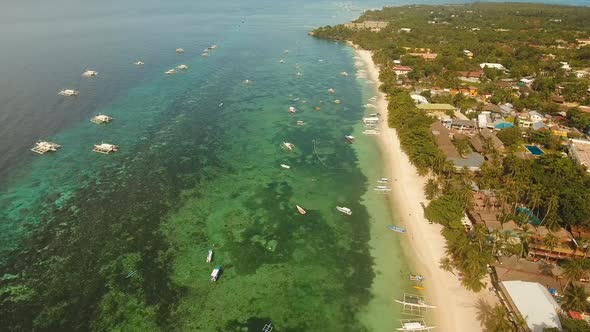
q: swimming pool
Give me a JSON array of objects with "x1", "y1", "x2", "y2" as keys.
[{"x1": 524, "y1": 145, "x2": 544, "y2": 156}]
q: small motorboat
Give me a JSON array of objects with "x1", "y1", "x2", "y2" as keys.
[
  {"x1": 296, "y1": 205, "x2": 306, "y2": 215},
  {"x1": 210, "y1": 266, "x2": 221, "y2": 282},
  {"x1": 82, "y1": 70, "x2": 98, "y2": 77},
  {"x1": 176, "y1": 48, "x2": 185, "y2": 53},
  {"x1": 328, "y1": 88, "x2": 335, "y2": 93},
  {"x1": 388, "y1": 225, "x2": 406, "y2": 233},
  {"x1": 165, "y1": 69, "x2": 177, "y2": 75},
  {"x1": 345, "y1": 135, "x2": 355, "y2": 144},
  {"x1": 336, "y1": 206, "x2": 352, "y2": 215},
  {"x1": 409, "y1": 275, "x2": 424, "y2": 281},
  {"x1": 280, "y1": 164, "x2": 291, "y2": 169},
  {"x1": 296, "y1": 120, "x2": 305, "y2": 126},
  {"x1": 206, "y1": 249, "x2": 213, "y2": 263},
  {"x1": 176, "y1": 64, "x2": 189, "y2": 70},
  {"x1": 377, "y1": 177, "x2": 389, "y2": 184},
  {"x1": 281, "y1": 142, "x2": 294, "y2": 151},
  {"x1": 134, "y1": 61, "x2": 144, "y2": 66},
  {"x1": 288, "y1": 106, "x2": 297, "y2": 115}
]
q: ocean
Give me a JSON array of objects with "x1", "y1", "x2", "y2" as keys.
[{"x1": 0, "y1": 0, "x2": 585, "y2": 331}]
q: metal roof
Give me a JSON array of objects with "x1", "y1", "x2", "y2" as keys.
[{"x1": 501, "y1": 281, "x2": 562, "y2": 332}]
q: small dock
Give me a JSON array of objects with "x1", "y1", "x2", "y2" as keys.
[
  {"x1": 90, "y1": 114, "x2": 113, "y2": 124},
  {"x1": 31, "y1": 141, "x2": 61, "y2": 154},
  {"x1": 93, "y1": 143, "x2": 118, "y2": 154}
]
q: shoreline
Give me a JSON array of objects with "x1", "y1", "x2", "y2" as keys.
[{"x1": 353, "y1": 45, "x2": 492, "y2": 332}]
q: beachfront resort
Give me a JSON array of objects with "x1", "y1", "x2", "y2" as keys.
[{"x1": 314, "y1": 3, "x2": 590, "y2": 331}]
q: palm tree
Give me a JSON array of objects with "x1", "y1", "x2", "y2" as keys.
[
  {"x1": 439, "y1": 257, "x2": 455, "y2": 275},
  {"x1": 518, "y1": 224, "x2": 535, "y2": 259},
  {"x1": 483, "y1": 304, "x2": 513, "y2": 332},
  {"x1": 562, "y1": 259, "x2": 585, "y2": 289},
  {"x1": 564, "y1": 284, "x2": 590, "y2": 312},
  {"x1": 424, "y1": 178, "x2": 440, "y2": 200},
  {"x1": 540, "y1": 194, "x2": 559, "y2": 226},
  {"x1": 542, "y1": 233, "x2": 559, "y2": 261}
]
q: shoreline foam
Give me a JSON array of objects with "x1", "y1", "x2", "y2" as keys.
[{"x1": 353, "y1": 45, "x2": 493, "y2": 332}]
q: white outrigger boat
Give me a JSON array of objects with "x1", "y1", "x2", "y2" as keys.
[
  {"x1": 395, "y1": 293, "x2": 436, "y2": 316},
  {"x1": 377, "y1": 177, "x2": 389, "y2": 183},
  {"x1": 397, "y1": 319, "x2": 435, "y2": 331},
  {"x1": 328, "y1": 88, "x2": 335, "y2": 93},
  {"x1": 281, "y1": 142, "x2": 294, "y2": 151},
  {"x1": 210, "y1": 266, "x2": 221, "y2": 282},
  {"x1": 82, "y1": 70, "x2": 98, "y2": 77},
  {"x1": 134, "y1": 61, "x2": 144, "y2": 66},
  {"x1": 58, "y1": 89, "x2": 79, "y2": 96},
  {"x1": 336, "y1": 206, "x2": 352, "y2": 215},
  {"x1": 296, "y1": 205, "x2": 306, "y2": 215},
  {"x1": 206, "y1": 249, "x2": 213, "y2": 263},
  {"x1": 175, "y1": 48, "x2": 185, "y2": 53},
  {"x1": 176, "y1": 64, "x2": 189, "y2": 70},
  {"x1": 165, "y1": 69, "x2": 177, "y2": 75},
  {"x1": 279, "y1": 59, "x2": 285, "y2": 64},
  {"x1": 345, "y1": 135, "x2": 355, "y2": 144},
  {"x1": 93, "y1": 143, "x2": 118, "y2": 154},
  {"x1": 280, "y1": 164, "x2": 290, "y2": 169},
  {"x1": 296, "y1": 120, "x2": 305, "y2": 126},
  {"x1": 374, "y1": 185, "x2": 392, "y2": 192},
  {"x1": 362, "y1": 129, "x2": 381, "y2": 135},
  {"x1": 288, "y1": 106, "x2": 297, "y2": 115},
  {"x1": 202, "y1": 51, "x2": 210, "y2": 57},
  {"x1": 31, "y1": 141, "x2": 61, "y2": 154},
  {"x1": 340, "y1": 71, "x2": 348, "y2": 76},
  {"x1": 90, "y1": 114, "x2": 113, "y2": 124},
  {"x1": 409, "y1": 274, "x2": 424, "y2": 281},
  {"x1": 209, "y1": 44, "x2": 218, "y2": 49}
]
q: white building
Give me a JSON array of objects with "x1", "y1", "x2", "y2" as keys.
[
  {"x1": 480, "y1": 63, "x2": 507, "y2": 71},
  {"x1": 500, "y1": 281, "x2": 562, "y2": 332},
  {"x1": 568, "y1": 139, "x2": 590, "y2": 172}
]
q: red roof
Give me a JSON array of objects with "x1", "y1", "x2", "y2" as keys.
[
  {"x1": 392, "y1": 65, "x2": 412, "y2": 72},
  {"x1": 569, "y1": 310, "x2": 583, "y2": 320}
]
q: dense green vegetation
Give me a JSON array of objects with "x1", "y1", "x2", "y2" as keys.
[{"x1": 314, "y1": 3, "x2": 590, "y2": 328}]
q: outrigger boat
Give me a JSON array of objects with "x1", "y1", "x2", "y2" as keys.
[
  {"x1": 328, "y1": 88, "x2": 335, "y2": 93},
  {"x1": 374, "y1": 185, "x2": 392, "y2": 192},
  {"x1": 413, "y1": 286, "x2": 425, "y2": 291},
  {"x1": 206, "y1": 249, "x2": 213, "y2": 263},
  {"x1": 345, "y1": 135, "x2": 354, "y2": 144},
  {"x1": 395, "y1": 293, "x2": 436, "y2": 309},
  {"x1": 397, "y1": 319, "x2": 435, "y2": 331},
  {"x1": 93, "y1": 143, "x2": 118, "y2": 154},
  {"x1": 340, "y1": 71, "x2": 348, "y2": 76},
  {"x1": 280, "y1": 164, "x2": 290, "y2": 169},
  {"x1": 279, "y1": 59, "x2": 285, "y2": 63},
  {"x1": 377, "y1": 177, "x2": 389, "y2": 183},
  {"x1": 296, "y1": 205, "x2": 306, "y2": 215},
  {"x1": 58, "y1": 89, "x2": 79, "y2": 96},
  {"x1": 90, "y1": 114, "x2": 113, "y2": 124},
  {"x1": 296, "y1": 120, "x2": 305, "y2": 126},
  {"x1": 336, "y1": 206, "x2": 352, "y2": 215},
  {"x1": 31, "y1": 141, "x2": 61, "y2": 154},
  {"x1": 82, "y1": 70, "x2": 98, "y2": 77},
  {"x1": 176, "y1": 48, "x2": 185, "y2": 53},
  {"x1": 388, "y1": 225, "x2": 406, "y2": 233},
  {"x1": 165, "y1": 69, "x2": 177, "y2": 75},
  {"x1": 134, "y1": 61, "x2": 144, "y2": 66},
  {"x1": 281, "y1": 142, "x2": 294, "y2": 151},
  {"x1": 288, "y1": 106, "x2": 297, "y2": 114},
  {"x1": 210, "y1": 266, "x2": 221, "y2": 282},
  {"x1": 176, "y1": 64, "x2": 189, "y2": 70},
  {"x1": 362, "y1": 129, "x2": 381, "y2": 135}
]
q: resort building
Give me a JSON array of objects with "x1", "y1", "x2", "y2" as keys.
[
  {"x1": 568, "y1": 139, "x2": 590, "y2": 172},
  {"x1": 527, "y1": 226, "x2": 584, "y2": 261},
  {"x1": 392, "y1": 65, "x2": 412, "y2": 76},
  {"x1": 498, "y1": 281, "x2": 562, "y2": 332},
  {"x1": 480, "y1": 63, "x2": 507, "y2": 71}
]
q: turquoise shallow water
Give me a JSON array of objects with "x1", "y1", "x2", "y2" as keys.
[{"x1": 0, "y1": 0, "x2": 585, "y2": 330}]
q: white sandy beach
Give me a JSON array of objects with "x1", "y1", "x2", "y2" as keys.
[{"x1": 355, "y1": 47, "x2": 496, "y2": 332}]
